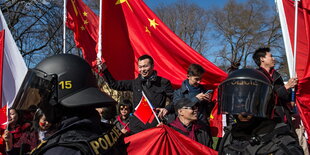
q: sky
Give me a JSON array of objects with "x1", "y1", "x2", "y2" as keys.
[
  {"x1": 143, "y1": 0, "x2": 279, "y2": 69},
  {"x1": 144, "y1": 0, "x2": 274, "y2": 9}
]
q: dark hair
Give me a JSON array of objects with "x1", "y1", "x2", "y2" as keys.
[
  {"x1": 118, "y1": 99, "x2": 133, "y2": 114},
  {"x1": 33, "y1": 108, "x2": 45, "y2": 130},
  {"x1": 138, "y1": 54, "x2": 154, "y2": 66},
  {"x1": 187, "y1": 64, "x2": 205, "y2": 76},
  {"x1": 8, "y1": 108, "x2": 21, "y2": 124},
  {"x1": 252, "y1": 47, "x2": 271, "y2": 66},
  {"x1": 28, "y1": 105, "x2": 38, "y2": 113}
]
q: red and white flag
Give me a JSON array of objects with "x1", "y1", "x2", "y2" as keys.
[
  {"x1": 134, "y1": 92, "x2": 156, "y2": 124},
  {"x1": 276, "y1": 0, "x2": 310, "y2": 144},
  {"x1": 0, "y1": 10, "x2": 27, "y2": 129}
]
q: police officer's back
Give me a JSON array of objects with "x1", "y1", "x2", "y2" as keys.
[
  {"x1": 217, "y1": 69, "x2": 303, "y2": 155},
  {"x1": 13, "y1": 54, "x2": 126, "y2": 155}
]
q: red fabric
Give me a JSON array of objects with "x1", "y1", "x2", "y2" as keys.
[
  {"x1": 0, "y1": 30, "x2": 5, "y2": 130},
  {"x1": 124, "y1": 125, "x2": 217, "y2": 155},
  {"x1": 67, "y1": 0, "x2": 227, "y2": 137},
  {"x1": 100, "y1": 0, "x2": 227, "y2": 88},
  {"x1": 133, "y1": 95, "x2": 155, "y2": 124},
  {"x1": 100, "y1": 0, "x2": 227, "y2": 137},
  {"x1": 282, "y1": 0, "x2": 310, "y2": 144},
  {"x1": 66, "y1": 0, "x2": 104, "y2": 71},
  {"x1": 116, "y1": 115, "x2": 130, "y2": 132},
  {"x1": 209, "y1": 88, "x2": 225, "y2": 137}
]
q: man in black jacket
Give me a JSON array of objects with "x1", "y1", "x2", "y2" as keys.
[
  {"x1": 253, "y1": 47, "x2": 297, "y2": 125},
  {"x1": 101, "y1": 55, "x2": 174, "y2": 134}
]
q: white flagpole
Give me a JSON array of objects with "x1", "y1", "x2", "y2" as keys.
[
  {"x1": 142, "y1": 91, "x2": 161, "y2": 124},
  {"x1": 63, "y1": 0, "x2": 67, "y2": 54},
  {"x1": 291, "y1": 0, "x2": 299, "y2": 102},
  {"x1": 97, "y1": 0, "x2": 103, "y2": 61},
  {"x1": 276, "y1": 0, "x2": 294, "y2": 77}
]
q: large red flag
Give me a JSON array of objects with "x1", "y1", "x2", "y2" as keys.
[
  {"x1": 277, "y1": 0, "x2": 310, "y2": 143},
  {"x1": 124, "y1": 125, "x2": 217, "y2": 155},
  {"x1": 100, "y1": 0, "x2": 227, "y2": 87},
  {"x1": 134, "y1": 92, "x2": 155, "y2": 124},
  {"x1": 99, "y1": 0, "x2": 227, "y2": 137},
  {"x1": 66, "y1": 0, "x2": 103, "y2": 69}
]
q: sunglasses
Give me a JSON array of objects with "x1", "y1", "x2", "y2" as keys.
[
  {"x1": 120, "y1": 106, "x2": 129, "y2": 110},
  {"x1": 181, "y1": 106, "x2": 198, "y2": 110}
]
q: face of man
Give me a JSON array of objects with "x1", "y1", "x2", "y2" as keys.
[
  {"x1": 178, "y1": 106, "x2": 198, "y2": 122},
  {"x1": 187, "y1": 75, "x2": 202, "y2": 87},
  {"x1": 138, "y1": 58, "x2": 154, "y2": 78},
  {"x1": 260, "y1": 52, "x2": 275, "y2": 68},
  {"x1": 237, "y1": 113, "x2": 253, "y2": 122}
]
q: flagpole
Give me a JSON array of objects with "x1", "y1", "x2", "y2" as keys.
[
  {"x1": 293, "y1": 0, "x2": 299, "y2": 78},
  {"x1": 63, "y1": 0, "x2": 67, "y2": 54},
  {"x1": 292, "y1": 0, "x2": 299, "y2": 103},
  {"x1": 142, "y1": 91, "x2": 161, "y2": 124},
  {"x1": 97, "y1": 0, "x2": 103, "y2": 61}
]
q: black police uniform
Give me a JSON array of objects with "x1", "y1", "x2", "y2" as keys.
[
  {"x1": 12, "y1": 54, "x2": 127, "y2": 155},
  {"x1": 31, "y1": 116, "x2": 126, "y2": 155},
  {"x1": 217, "y1": 69, "x2": 304, "y2": 155},
  {"x1": 218, "y1": 119, "x2": 303, "y2": 155}
]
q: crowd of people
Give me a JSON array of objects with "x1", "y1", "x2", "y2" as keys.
[
  {"x1": 0, "y1": 47, "x2": 308, "y2": 154},
  {"x1": 0, "y1": 107, "x2": 54, "y2": 154}
]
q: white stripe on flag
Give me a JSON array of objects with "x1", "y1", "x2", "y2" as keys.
[
  {"x1": 275, "y1": 0, "x2": 294, "y2": 78},
  {"x1": 0, "y1": 10, "x2": 27, "y2": 108}
]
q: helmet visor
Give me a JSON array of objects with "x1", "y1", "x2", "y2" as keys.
[
  {"x1": 218, "y1": 78, "x2": 273, "y2": 117},
  {"x1": 12, "y1": 69, "x2": 57, "y2": 110}
]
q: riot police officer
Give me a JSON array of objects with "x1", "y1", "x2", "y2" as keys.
[
  {"x1": 13, "y1": 54, "x2": 126, "y2": 154},
  {"x1": 217, "y1": 69, "x2": 303, "y2": 155}
]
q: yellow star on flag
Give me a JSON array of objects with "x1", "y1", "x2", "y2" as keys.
[
  {"x1": 148, "y1": 18, "x2": 159, "y2": 29},
  {"x1": 210, "y1": 114, "x2": 214, "y2": 119},
  {"x1": 83, "y1": 11, "x2": 88, "y2": 17},
  {"x1": 83, "y1": 20, "x2": 89, "y2": 25},
  {"x1": 145, "y1": 26, "x2": 151, "y2": 35},
  {"x1": 115, "y1": 0, "x2": 133, "y2": 11},
  {"x1": 80, "y1": 26, "x2": 85, "y2": 31}
]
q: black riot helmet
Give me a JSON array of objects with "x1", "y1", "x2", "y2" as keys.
[
  {"x1": 218, "y1": 69, "x2": 274, "y2": 118},
  {"x1": 13, "y1": 54, "x2": 116, "y2": 122}
]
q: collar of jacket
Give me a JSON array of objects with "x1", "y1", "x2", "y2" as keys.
[
  {"x1": 180, "y1": 80, "x2": 204, "y2": 94},
  {"x1": 138, "y1": 70, "x2": 158, "y2": 82}
]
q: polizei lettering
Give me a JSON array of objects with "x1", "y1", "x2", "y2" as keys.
[{"x1": 89, "y1": 126, "x2": 122, "y2": 155}]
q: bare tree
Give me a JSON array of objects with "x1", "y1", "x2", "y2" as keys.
[
  {"x1": 0, "y1": 0, "x2": 80, "y2": 67},
  {"x1": 209, "y1": 0, "x2": 283, "y2": 72},
  {"x1": 154, "y1": 0, "x2": 209, "y2": 54}
]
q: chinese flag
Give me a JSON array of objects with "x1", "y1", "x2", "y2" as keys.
[
  {"x1": 100, "y1": 0, "x2": 227, "y2": 87},
  {"x1": 134, "y1": 93, "x2": 155, "y2": 124},
  {"x1": 66, "y1": 0, "x2": 103, "y2": 69},
  {"x1": 125, "y1": 125, "x2": 217, "y2": 155},
  {"x1": 100, "y1": 0, "x2": 227, "y2": 136},
  {"x1": 278, "y1": 0, "x2": 310, "y2": 143}
]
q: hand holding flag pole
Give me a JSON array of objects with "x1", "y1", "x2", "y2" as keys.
[
  {"x1": 291, "y1": 0, "x2": 300, "y2": 106},
  {"x1": 134, "y1": 91, "x2": 160, "y2": 125}
]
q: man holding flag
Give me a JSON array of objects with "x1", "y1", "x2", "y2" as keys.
[
  {"x1": 253, "y1": 47, "x2": 298, "y2": 130},
  {"x1": 100, "y1": 54, "x2": 174, "y2": 134}
]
